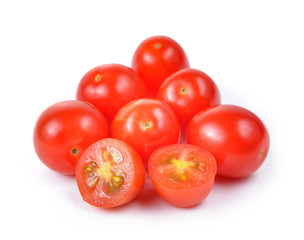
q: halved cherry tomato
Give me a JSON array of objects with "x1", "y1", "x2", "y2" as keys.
[
  {"x1": 33, "y1": 100, "x2": 109, "y2": 175},
  {"x1": 76, "y1": 138, "x2": 145, "y2": 208},
  {"x1": 131, "y1": 36, "x2": 190, "y2": 96},
  {"x1": 186, "y1": 105, "x2": 270, "y2": 178},
  {"x1": 76, "y1": 64, "x2": 148, "y2": 123},
  {"x1": 148, "y1": 144, "x2": 217, "y2": 208},
  {"x1": 111, "y1": 99, "x2": 180, "y2": 166},
  {"x1": 157, "y1": 68, "x2": 221, "y2": 128}
]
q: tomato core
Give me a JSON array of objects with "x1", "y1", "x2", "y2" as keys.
[
  {"x1": 172, "y1": 158, "x2": 194, "y2": 172},
  {"x1": 83, "y1": 146, "x2": 126, "y2": 193}
]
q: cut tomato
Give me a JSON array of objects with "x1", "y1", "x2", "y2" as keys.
[
  {"x1": 148, "y1": 144, "x2": 217, "y2": 208},
  {"x1": 76, "y1": 138, "x2": 145, "y2": 208}
]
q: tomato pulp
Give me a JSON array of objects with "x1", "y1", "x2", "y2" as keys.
[
  {"x1": 76, "y1": 138, "x2": 145, "y2": 208},
  {"x1": 148, "y1": 144, "x2": 217, "y2": 207}
]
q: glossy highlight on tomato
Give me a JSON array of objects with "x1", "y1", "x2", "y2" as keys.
[
  {"x1": 148, "y1": 144, "x2": 217, "y2": 207},
  {"x1": 33, "y1": 100, "x2": 109, "y2": 175},
  {"x1": 157, "y1": 68, "x2": 221, "y2": 128},
  {"x1": 132, "y1": 36, "x2": 190, "y2": 96},
  {"x1": 111, "y1": 99, "x2": 181, "y2": 166},
  {"x1": 76, "y1": 64, "x2": 148, "y2": 123},
  {"x1": 187, "y1": 105, "x2": 270, "y2": 178},
  {"x1": 76, "y1": 138, "x2": 145, "y2": 208}
]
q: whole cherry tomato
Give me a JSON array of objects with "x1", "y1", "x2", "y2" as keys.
[
  {"x1": 76, "y1": 138, "x2": 145, "y2": 208},
  {"x1": 157, "y1": 68, "x2": 221, "y2": 128},
  {"x1": 76, "y1": 64, "x2": 148, "y2": 123},
  {"x1": 111, "y1": 99, "x2": 180, "y2": 166},
  {"x1": 131, "y1": 36, "x2": 190, "y2": 96},
  {"x1": 186, "y1": 105, "x2": 270, "y2": 178},
  {"x1": 33, "y1": 100, "x2": 109, "y2": 175},
  {"x1": 148, "y1": 144, "x2": 217, "y2": 208}
]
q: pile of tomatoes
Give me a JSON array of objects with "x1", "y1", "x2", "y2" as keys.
[{"x1": 33, "y1": 36, "x2": 270, "y2": 208}]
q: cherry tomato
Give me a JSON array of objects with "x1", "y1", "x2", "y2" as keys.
[
  {"x1": 131, "y1": 36, "x2": 190, "y2": 96},
  {"x1": 33, "y1": 100, "x2": 109, "y2": 175},
  {"x1": 148, "y1": 144, "x2": 217, "y2": 208},
  {"x1": 186, "y1": 105, "x2": 270, "y2": 178},
  {"x1": 157, "y1": 68, "x2": 221, "y2": 128},
  {"x1": 76, "y1": 138, "x2": 145, "y2": 208},
  {"x1": 76, "y1": 64, "x2": 148, "y2": 123},
  {"x1": 111, "y1": 99, "x2": 180, "y2": 166}
]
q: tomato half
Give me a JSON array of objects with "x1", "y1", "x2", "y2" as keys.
[
  {"x1": 33, "y1": 100, "x2": 109, "y2": 175},
  {"x1": 148, "y1": 144, "x2": 217, "y2": 208},
  {"x1": 111, "y1": 99, "x2": 180, "y2": 166},
  {"x1": 76, "y1": 138, "x2": 145, "y2": 208},
  {"x1": 186, "y1": 105, "x2": 270, "y2": 178},
  {"x1": 157, "y1": 68, "x2": 221, "y2": 128},
  {"x1": 131, "y1": 36, "x2": 190, "y2": 96},
  {"x1": 76, "y1": 64, "x2": 148, "y2": 123}
]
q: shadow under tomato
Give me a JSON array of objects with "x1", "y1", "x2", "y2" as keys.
[
  {"x1": 214, "y1": 174, "x2": 255, "y2": 186},
  {"x1": 207, "y1": 173, "x2": 260, "y2": 207},
  {"x1": 134, "y1": 173, "x2": 159, "y2": 206}
]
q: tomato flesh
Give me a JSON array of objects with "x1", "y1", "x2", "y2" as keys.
[
  {"x1": 148, "y1": 144, "x2": 217, "y2": 207},
  {"x1": 76, "y1": 138, "x2": 145, "y2": 208}
]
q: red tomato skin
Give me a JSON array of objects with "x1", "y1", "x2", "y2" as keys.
[
  {"x1": 111, "y1": 99, "x2": 180, "y2": 166},
  {"x1": 33, "y1": 100, "x2": 109, "y2": 175},
  {"x1": 157, "y1": 68, "x2": 221, "y2": 128},
  {"x1": 186, "y1": 105, "x2": 270, "y2": 178},
  {"x1": 151, "y1": 178, "x2": 214, "y2": 208},
  {"x1": 76, "y1": 138, "x2": 145, "y2": 208},
  {"x1": 76, "y1": 64, "x2": 148, "y2": 123},
  {"x1": 131, "y1": 36, "x2": 190, "y2": 96}
]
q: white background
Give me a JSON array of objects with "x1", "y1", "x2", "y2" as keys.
[{"x1": 1, "y1": 0, "x2": 303, "y2": 239}]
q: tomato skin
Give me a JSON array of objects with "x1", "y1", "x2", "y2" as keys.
[
  {"x1": 76, "y1": 138, "x2": 145, "y2": 208},
  {"x1": 76, "y1": 64, "x2": 148, "y2": 123},
  {"x1": 111, "y1": 99, "x2": 180, "y2": 166},
  {"x1": 186, "y1": 105, "x2": 270, "y2": 178},
  {"x1": 131, "y1": 36, "x2": 190, "y2": 96},
  {"x1": 151, "y1": 178, "x2": 214, "y2": 208},
  {"x1": 33, "y1": 100, "x2": 109, "y2": 175},
  {"x1": 148, "y1": 144, "x2": 217, "y2": 208},
  {"x1": 157, "y1": 68, "x2": 221, "y2": 128}
]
